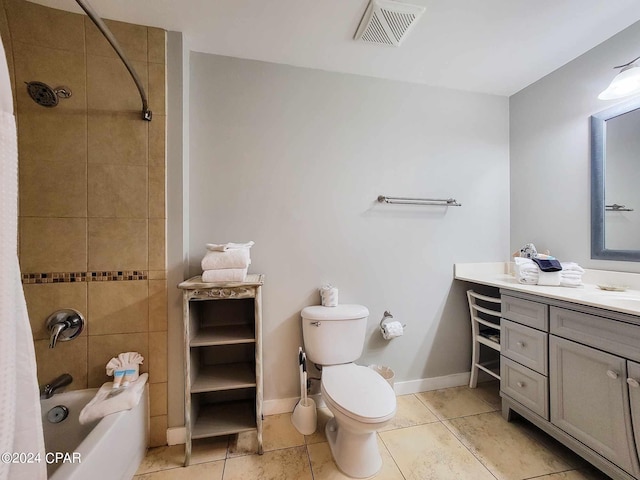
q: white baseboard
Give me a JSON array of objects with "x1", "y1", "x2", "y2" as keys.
[
  {"x1": 265, "y1": 372, "x2": 471, "y2": 413},
  {"x1": 263, "y1": 396, "x2": 300, "y2": 416},
  {"x1": 166, "y1": 372, "x2": 471, "y2": 445},
  {"x1": 167, "y1": 426, "x2": 186, "y2": 445},
  {"x1": 393, "y1": 371, "x2": 470, "y2": 395}
]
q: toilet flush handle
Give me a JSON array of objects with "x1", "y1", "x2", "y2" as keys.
[{"x1": 310, "y1": 321, "x2": 321, "y2": 327}]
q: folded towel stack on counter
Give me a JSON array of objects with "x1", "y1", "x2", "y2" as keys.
[
  {"x1": 557, "y1": 262, "x2": 585, "y2": 287},
  {"x1": 514, "y1": 257, "x2": 584, "y2": 287},
  {"x1": 201, "y1": 241, "x2": 254, "y2": 283}
]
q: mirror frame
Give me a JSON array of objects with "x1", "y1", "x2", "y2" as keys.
[{"x1": 591, "y1": 96, "x2": 640, "y2": 262}]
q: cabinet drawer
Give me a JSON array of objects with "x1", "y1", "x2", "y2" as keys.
[
  {"x1": 502, "y1": 295, "x2": 548, "y2": 331},
  {"x1": 550, "y1": 307, "x2": 640, "y2": 362},
  {"x1": 502, "y1": 319, "x2": 548, "y2": 375},
  {"x1": 501, "y1": 356, "x2": 548, "y2": 419}
]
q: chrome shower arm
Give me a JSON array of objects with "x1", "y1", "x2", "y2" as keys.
[{"x1": 74, "y1": 0, "x2": 152, "y2": 121}]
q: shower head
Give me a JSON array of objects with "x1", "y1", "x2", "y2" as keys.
[{"x1": 25, "y1": 81, "x2": 72, "y2": 107}]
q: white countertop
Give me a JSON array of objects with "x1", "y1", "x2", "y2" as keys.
[{"x1": 454, "y1": 262, "x2": 640, "y2": 316}]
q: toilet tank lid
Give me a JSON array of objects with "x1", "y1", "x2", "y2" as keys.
[{"x1": 301, "y1": 304, "x2": 369, "y2": 321}]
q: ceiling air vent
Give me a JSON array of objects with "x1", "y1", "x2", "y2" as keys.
[{"x1": 354, "y1": 0, "x2": 425, "y2": 47}]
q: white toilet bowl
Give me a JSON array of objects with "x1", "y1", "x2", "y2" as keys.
[{"x1": 321, "y1": 363, "x2": 396, "y2": 478}]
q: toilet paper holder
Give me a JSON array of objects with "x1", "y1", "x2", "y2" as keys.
[{"x1": 379, "y1": 311, "x2": 406, "y2": 338}]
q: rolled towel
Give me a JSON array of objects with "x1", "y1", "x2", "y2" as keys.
[
  {"x1": 79, "y1": 373, "x2": 148, "y2": 425},
  {"x1": 118, "y1": 351, "x2": 143, "y2": 366},
  {"x1": 106, "y1": 358, "x2": 121, "y2": 377},
  {"x1": 206, "y1": 241, "x2": 254, "y2": 252},
  {"x1": 201, "y1": 248, "x2": 251, "y2": 270},
  {"x1": 106, "y1": 351, "x2": 144, "y2": 377},
  {"x1": 202, "y1": 268, "x2": 247, "y2": 283}
]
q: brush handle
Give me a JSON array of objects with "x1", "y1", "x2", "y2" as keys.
[
  {"x1": 302, "y1": 352, "x2": 308, "y2": 406},
  {"x1": 298, "y1": 347, "x2": 304, "y2": 406},
  {"x1": 303, "y1": 370, "x2": 308, "y2": 406}
]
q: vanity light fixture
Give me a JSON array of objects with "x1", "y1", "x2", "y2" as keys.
[{"x1": 598, "y1": 56, "x2": 640, "y2": 100}]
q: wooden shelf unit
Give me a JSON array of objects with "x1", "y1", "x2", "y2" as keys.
[{"x1": 179, "y1": 274, "x2": 264, "y2": 465}]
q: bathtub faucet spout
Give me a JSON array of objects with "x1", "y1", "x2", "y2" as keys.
[{"x1": 41, "y1": 373, "x2": 73, "y2": 399}]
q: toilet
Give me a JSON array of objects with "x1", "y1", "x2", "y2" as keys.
[{"x1": 301, "y1": 304, "x2": 396, "y2": 478}]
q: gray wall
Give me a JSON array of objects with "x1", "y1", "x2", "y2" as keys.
[
  {"x1": 510, "y1": 21, "x2": 640, "y2": 272},
  {"x1": 187, "y1": 53, "x2": 509, "y2": 402}
]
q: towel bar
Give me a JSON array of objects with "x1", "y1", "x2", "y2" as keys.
[
  {"x1": 377, "y1": 195, "x2": 461, "y2": 206},
  {"x1": 606, "y1": 204, "x2": 634, "y2": 212}
]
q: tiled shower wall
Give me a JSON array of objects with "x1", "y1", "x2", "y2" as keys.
[{"x1": 0, "y1": 0, "x2": 168, "y2": 447}]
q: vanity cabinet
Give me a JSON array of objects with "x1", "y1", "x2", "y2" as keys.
[
  {"x1": 178, "y1": 275, "x2": 264, "y2": 466},
  {"x1": 628, "y1": 362, "x2": 640, "y2": 463},
  {"x1": 500, "y1": 295, "x2": 550, "y2": 419},
  {"x1": 549, "y1": 335, "x2": 637, "y2": 474},
  {"x1": 500, "y1": 291, "x2": 640, "y2": 480}
]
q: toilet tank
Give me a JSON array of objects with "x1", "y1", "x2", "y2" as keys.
[{"x1": 301, "y1": 304, "x2": 369, "y2": 366}]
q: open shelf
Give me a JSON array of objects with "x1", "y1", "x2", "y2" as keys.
[
  {"x1": 191, "y1": 325, "x2": 256, "y2": 347},
  {"x1": 478, "y1": 331, "x2": 500, "y2": 350},
  {"x1": 191, "y1": 362, "x2": 256, "y2": 393},
  {"x1": 180, "y1": 275, "x2": 264, "y2": 465},
  {"x1": 192, "y1": 400, "x2": 256, "y2": 439},
  {"x1": 475, "y1": 359, "x2": 500, "y2": 380}
]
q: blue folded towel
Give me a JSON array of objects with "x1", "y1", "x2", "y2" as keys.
[{"x1": 532, "y1": 257, "x2": 562, "y2": 272}]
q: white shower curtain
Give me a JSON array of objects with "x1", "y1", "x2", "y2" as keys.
[{"x1": 0, "y1": 36, "x2": 46, "y2": 480}]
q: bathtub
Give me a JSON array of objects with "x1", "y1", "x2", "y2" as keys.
[{"x1": 41, "y1": 387, "x2": 149, "y2": 480}]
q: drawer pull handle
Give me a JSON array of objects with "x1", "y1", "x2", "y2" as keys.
[
  {"x1": 516, "y1": 381, "x2": 525, "y2": 388},
  {"x1": 516, "y1": 341, "x2": 526, "y2": 348},
  {"x1": 607, "y1": 370, "x2": 619, "y2": 380},
  {"x1": 628, "y1": 378, "x2": 640, "y2": 388}
]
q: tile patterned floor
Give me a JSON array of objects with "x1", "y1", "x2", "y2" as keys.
[{"x1": 134, "y1": 382, "x2": 612, "y2": 480}]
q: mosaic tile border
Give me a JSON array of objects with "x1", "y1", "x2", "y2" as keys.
[{"x1": 22, "y1": 271, "x2": 148, "y2": 284}]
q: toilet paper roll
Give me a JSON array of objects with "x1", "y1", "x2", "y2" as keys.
[
  {"x1": 320, "y1": 284, "x2": 338, "y2": 307},
  {"x1": 381, "y1": 321, "x2": 404, "y2": 340}
]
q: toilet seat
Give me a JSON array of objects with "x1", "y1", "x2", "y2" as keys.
[{"x1": 321, "y1": 364, "x2": 396, "y2": 424}]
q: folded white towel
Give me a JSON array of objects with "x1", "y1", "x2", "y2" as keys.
[
  {"x1": 206, "y1": 241, "x2": 254, "y2": 252},
  {"x1": 79, "y1": 373, "x2": 148, "y2": 425},
  {"x1": 202, "y1": 268, "x2": 248, "y2": 283},
  {"x1": 201, "y1": 248, "x2": 251, "y2": 270},
  {"x1": 560, "y1": 272, "x2": 584, "y2": 279},
  {"x1": 537, "y1": 271, "x2": 561, "y2": 286},
  {"x1": 560, "y1": 262, "x2": 585, "y2": 273},
  {"x1": 515, "y1": 258, "x2": 585, "y2": 287},
  {"x1": 518, "y1": 275, "x2": 538, "y2": 285},
  {"x1": 560, "y1": 277, "x2": 584, "y2": 287},
  {"x1": 514, "y1": 258, "x2": 537, "y2": 276}
]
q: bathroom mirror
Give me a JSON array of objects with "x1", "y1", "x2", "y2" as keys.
[{"x1": 591, "y1": 96, "x2": 640, "y2": 262}]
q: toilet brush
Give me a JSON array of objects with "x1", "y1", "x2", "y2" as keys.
[
  {"x1": 298, "y1": 348, "x2": 304, "y2": 403},
  {"x1": 302, "y1": 352, "x2": 308, "y2": 406},
  {"x1": 291, "y1": 348, "x2": 317, "y2": 435}
]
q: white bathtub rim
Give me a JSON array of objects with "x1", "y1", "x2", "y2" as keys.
[{"x1": 45, "y1": 386, "x2": 148, "y2": 480}]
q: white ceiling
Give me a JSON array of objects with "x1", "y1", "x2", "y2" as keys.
[{"x1": 31, "y1": 0, "x2": 640, "y2": 96}]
